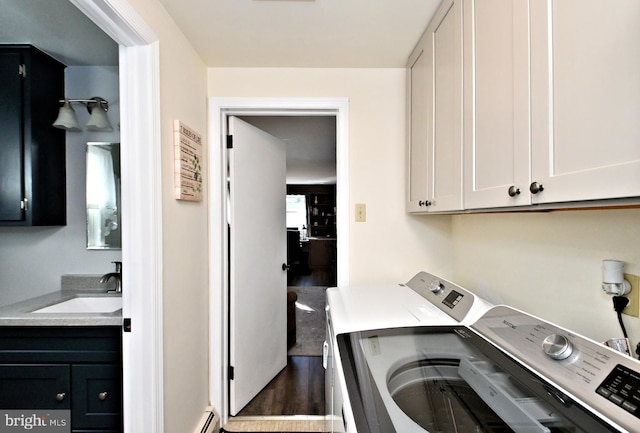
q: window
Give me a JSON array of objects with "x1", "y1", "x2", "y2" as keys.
[{"x1": 286, "y1": 194, "x2": 307, "y2": 238}]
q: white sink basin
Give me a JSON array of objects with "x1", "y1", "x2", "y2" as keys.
[{"x1": 33, "y1": 296, "x2": 122, "y2": 314}]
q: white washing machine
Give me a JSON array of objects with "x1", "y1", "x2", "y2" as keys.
[
  {"x1": 332, "y1": 302, "x2": 640, "y2": 432},
  {"x1": 324, "y1": 271, "x2": 493, "y2": 433}
]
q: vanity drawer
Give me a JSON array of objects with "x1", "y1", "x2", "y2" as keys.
[
  {"x1": 0, "y1": 364, "x2": 71, "y2": 409},
  {"x1": 72, "y1": 364, "x2": 122, "y2": 430},
  {"x1": 0, "y1": 327, "x2": 121, "y2": 363}
]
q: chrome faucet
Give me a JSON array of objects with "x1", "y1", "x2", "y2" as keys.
[{"x1": 100, "y1": 261, "x2": 122, "y2": 293}]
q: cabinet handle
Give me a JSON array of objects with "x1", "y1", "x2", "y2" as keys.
[
  {"x1": 529, "y1": 182, "x2": 544, "y2": 194},
  {"x1": 507, "y1": 186, "x2": 521, "y2": 197},
  {"x1": 98, "y1": 392, "x2": 108, "y2": 401},
  {"x1": 56, "y1": 392, "x2": 66, "y2": 402},
  {"x1": 418, "y1": 200, "x2": 432, "y2": 207}
]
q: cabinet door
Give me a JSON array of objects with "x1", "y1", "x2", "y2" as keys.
[
  {"x1": 463, "y1": 0, "x2": 531, "y2": 209},
  {"x1": 0, "y1": 364, "x2": 70, "y2": 409},
  {"x1": 428, "y1": 0, "x2": 463, "y2": 212},
  {"x1": 0, "y1": 52, "x2": 25, "y2": 222},
  {"x1": 71, "y1": 364, "x2": 122, "y2": 431},
  {"x1": 406, "y1": 31, "x2": 431, "y2": 212},
  {"x1": 530, "y1": 0, "x2": 640, "y2": 204},
  {"x1": 0, "y1": 45, "x2": 66, "y2": 226}
]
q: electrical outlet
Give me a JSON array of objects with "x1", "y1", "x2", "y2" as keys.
[
  {"x1": 355, "y1": 203, "x2": 366, "y2": 222},
  {"x1": 623, "y1": 273, "x2": 639, "y2": 318}
]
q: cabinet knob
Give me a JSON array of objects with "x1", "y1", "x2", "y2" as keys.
[
  {"x1": 282, "y1": 263, "x2": 290, "y2": 271},
  {"x1": 507, "y1": 186, "x2": 521, "y2": 197},
  {"x1": 56, "y1": 392, "x2": 66, "y2": 402},
  {"x1": 529, "y1": 182, "x2": 544, "y2": 194},
  {"x1": 418, "y1": 200, "x2": 432, "y2": 207},
  {"x1": 98, "y1": 392, "x2": 108, "y2": 401}
]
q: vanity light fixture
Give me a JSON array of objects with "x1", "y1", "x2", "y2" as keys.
[{"x1": 53, "y1": 97, "x2": 113, "y2": 132}]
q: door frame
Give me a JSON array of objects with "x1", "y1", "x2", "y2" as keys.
[
  {"x1": 70, "y1": 1, "x2": 163, "y2": 432},
  {"x1": 208, "y1": 97, "x2": 350, "y2": 423}
]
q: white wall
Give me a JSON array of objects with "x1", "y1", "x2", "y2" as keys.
[
  {"x1": 452, "y1": 208, "x2": 640, "y2": 349},
  {"x1": 0, "y1": 65, "x2": 121, "y2": 307},
  {"x1": 124, "y1": 1, "x2": 210, "y2": 432},
  {"x1": 207, "y1": 68, "x2": 454, "y2": 285}
]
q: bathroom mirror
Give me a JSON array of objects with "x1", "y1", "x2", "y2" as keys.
[{"x1": 86, "y1": 142, "x2": 121, "y2": 249}]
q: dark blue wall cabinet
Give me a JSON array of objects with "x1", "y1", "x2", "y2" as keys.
[
  {"x1": 0, "y1": 327, "x2": 122, "y2": 433},
  {"x1": 0, "y1": 45, "x2": 66, "y2": 226}
]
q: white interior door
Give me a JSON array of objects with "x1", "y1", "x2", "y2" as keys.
[{"x1": 228, "y1": 116, "x2": 288, "y2": 415}]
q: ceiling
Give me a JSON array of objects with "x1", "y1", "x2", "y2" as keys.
[
  {"x1": 0, "y1": 0, "x2": 443, "y2": 68},
  {"x1": 241, "y1": 116, "x2": 337, "y2": 184},
  {"x1": 1, "y1": 0, "x2": 442, "y2": 183},
  {"x1": 158, "y1": 0, "x2": 443, "y2": 68}
]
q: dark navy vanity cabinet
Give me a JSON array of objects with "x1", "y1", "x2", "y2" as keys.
[{"x1": 0, "y1": 327, "x2": 123, "y2": 432}]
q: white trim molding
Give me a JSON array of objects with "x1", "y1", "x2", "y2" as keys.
[
  {"x1": 118, "y1": 42, "x2": 164, "y2": 433},
  {"x1": 70, "y1": 0, "x2": 156, "y2": 46},
  {"x1": 72, "y1": 2, "x2": 163, "y2": 433},
  {"x1": 208, "y1": 97, "x2": 350, "y2": 424}
]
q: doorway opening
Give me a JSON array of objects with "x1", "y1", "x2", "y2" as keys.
[
  {"x1": 208, "y1": 97, "x2": 349, "y2": 425},
  {"x1": 234, "y1": 117, "x2": 337, "y2": 417}
]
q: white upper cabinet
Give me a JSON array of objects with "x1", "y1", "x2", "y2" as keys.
[
  {"x1": 406, "y1": 31, "x2": 430, "y2": 212},
  {"x1": 463, "y1": 0, "x2": 531, "y2": 209},
  {"x1": 409, "y1": 0, "x2": 640, "y2": 213},
  {"x1": 530, "y1": 0, "x2": 640, "y2": 204},
  {"x1": 407, "y1": 0, "x2": 463, "y2": 213},
  {"x1": 431, "y1": 0, "x2": 463, "y2": 212}
]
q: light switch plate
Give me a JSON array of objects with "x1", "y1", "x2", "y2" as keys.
[
  {"x1": 355, "y1": 203, "x2": 366, "y2": 222},
  {"x1": 623, "y1": 273, "x2": 639, "y2": 318}
]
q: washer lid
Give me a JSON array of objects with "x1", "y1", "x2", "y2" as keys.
[
  {"x1": 337, "y1": 324, "x2": 626, "y2": 433},
  {"x1": 327, "y1": 271, "x2": 493, "y2": 336},
  {"x1": 327, "y1": 282, "x2": 456, "y2": 335}
]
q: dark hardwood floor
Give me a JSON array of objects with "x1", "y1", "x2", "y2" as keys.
[
  {"x1": 236, "y1": 356, "x2": 325, "y2": 416},
  {"x1": 233, "y1": 267, "x2": 333, "y2": 417}
]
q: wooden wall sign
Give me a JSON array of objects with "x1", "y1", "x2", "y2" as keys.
[{"x1": 174, "y1": 120, "x2": 203, "y2": 201}]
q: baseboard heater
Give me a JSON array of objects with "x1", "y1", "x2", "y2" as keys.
[{"x1": 194, "y1": 406, "x2": 220, "y2": 433}]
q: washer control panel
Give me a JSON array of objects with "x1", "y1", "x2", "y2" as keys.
[
  {"x1": 405, "y1": 272, "x2": 476, "y2": 323},
  {"x1": 597, "y1": 364, "x2": 640, "y2": 420},
  {"x1": 472, "y1": 305, "x2": 640, "y2": 432}
]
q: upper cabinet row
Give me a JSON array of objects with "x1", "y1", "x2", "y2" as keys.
[{"x1": 407, "y1": 0, "x2": 640, "y2": 213}]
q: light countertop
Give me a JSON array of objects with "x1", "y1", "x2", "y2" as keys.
[{"x1": 0, "y1": 289, "x2": 122, "y2": 327}]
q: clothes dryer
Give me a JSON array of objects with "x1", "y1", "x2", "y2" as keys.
[{"x1": 324, "y1": 271, "x2": 493, "y2": 432}]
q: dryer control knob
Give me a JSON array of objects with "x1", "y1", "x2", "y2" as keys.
[
  {"x1": 429, "y1": 280, "x2": 444, "y2": 294},
  {"x1": 542, "y1": 334, "x2": 573, "y2": 360}
]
